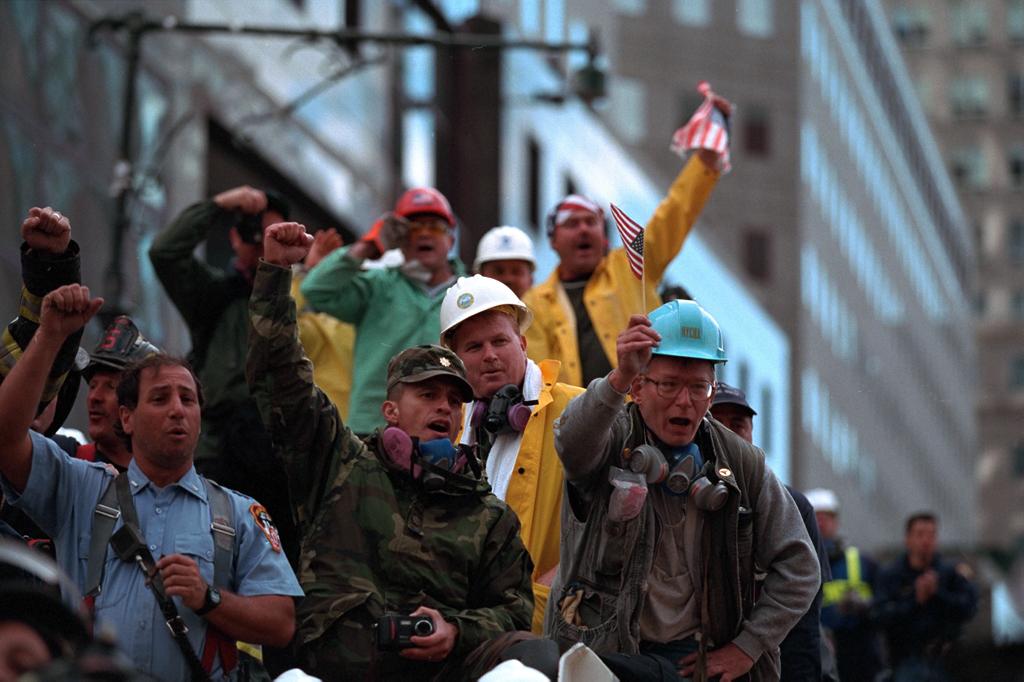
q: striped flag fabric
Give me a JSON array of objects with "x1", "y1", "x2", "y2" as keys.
[
  {"x1": 671, "y1": 80, "x2": 731, "y2": 173},
  {"x1": 610, "y1": 203, "x2": 645, "y2": 280}
]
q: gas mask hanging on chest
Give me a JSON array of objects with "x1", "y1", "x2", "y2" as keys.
[
  {"x1": 626, "y1": 442, "x2": 729, "y2": 512},
  {"x1": 469, "y1": 384, "x2": 535, "y2": 436},
  {"x1": 380, "y1": 427, "x2": 479, "y2": 491}
]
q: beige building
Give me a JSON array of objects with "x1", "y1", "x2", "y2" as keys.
[{"x1": 884, "y1": 0, "x2": 1024, "y2": 554}]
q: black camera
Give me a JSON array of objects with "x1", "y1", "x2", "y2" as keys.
[
  {"x1": 375, "y1": 613, "x2": 435, "y2": 651},
  {"x1": 234, "y1": 211, "x2": 265, "y2": 244}
]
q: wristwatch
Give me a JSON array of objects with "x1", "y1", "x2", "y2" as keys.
[{"x1": 195, "y1": 586, "x2": 222, "y2": 616}]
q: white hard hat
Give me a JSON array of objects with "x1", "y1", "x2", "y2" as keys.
[
  {"x1": 440, "y1": 275, "x2": 533, "y2": 347},
  {"x1": 805, "y1": 488, "x2": 840, "y2": 513},
  {"x1": 474, "y1": 226, "x2": 536, "y2": 272}
]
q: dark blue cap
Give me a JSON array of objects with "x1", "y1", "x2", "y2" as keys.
[{"x1": 712, "y1": 382, "x2": 756, "y2": 416}]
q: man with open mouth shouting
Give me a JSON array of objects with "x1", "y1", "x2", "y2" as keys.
[{"x1": 300, "y1": 187, "x2": 465, "y2": 437}]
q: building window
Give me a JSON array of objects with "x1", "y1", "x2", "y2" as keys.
[
  {"x1": 737, "y1": 0, "x2": 773, "y2": 37},
  {"x1": 612, "y1": 0, "x2": 646, "y2": 16},
  {"x1": 950, "y1": 76, "x2": 989, "y2": 118},
  {"x1": 527, "y1": 136, "x2": 541, "y2": 230},
  {"x1": 950, "y1": 1, "x2": 989, "y2": 45},
  {"x1": 742, "y1": 104, "x2": 771, "y2": 157},
  {"x1": 759, "y1": 386, "x2": 773, "y2": 452},
  {"x1": 564, "y1": 175, "x2": 577, "y2": 197},
  {"x1": 608, "y1": 76, "x2": 647, "y2": 144},
  {"x1": 672, "y1": 0, "x2": 710, "y2": 26},
  {"x1": 951, "y1": 146, "x2": 988, "y2": 189},
  {"x1": 1012, "y1": 355, "x2": 1024, "y2": 390},
  {"x1": 742, "y1": 228, "x2": 772, "y2": 282},
  {"x1": 1010, "y1": 0, "x2": 1024, "y2": 43},
  {"x1": 1010, "y1": 74, "x2": 1024, "y2": 117},
  {"x1": 1015, "y1": 443, "x2": 1024, "y2": 477},
  {"x1": 1013, "y1": 290, "x2": 1024, "y2": 319},
  {"x1": 1011, "y1": 220, "x2": 1024, "y2": 264},
  {"x1": 1010, "y1": 146, "x2": 1024, "y2": 189},
  {"x1": 891, "y1": 5, "x2": 931, "y2": 46}
]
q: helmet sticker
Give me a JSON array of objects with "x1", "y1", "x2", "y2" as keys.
[{"x1": 457, "y1": 293, "x2": 474, "y2": 309}]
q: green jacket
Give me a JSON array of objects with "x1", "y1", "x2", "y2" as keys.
[
  {"x1": 248, "y1": 263, "x2": 533, "y2": 679},
  {"x1": 148, "y1": 200, "x2": 254, "y2": 461},
  {"x1": 299, "y1": 246, "x2": 465, "y2": 434}
]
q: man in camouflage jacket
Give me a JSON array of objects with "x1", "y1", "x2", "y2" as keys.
[{"x1": 246, "y1": 222, "x2": 535, "y2": 681}]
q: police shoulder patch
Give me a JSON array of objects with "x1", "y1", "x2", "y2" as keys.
[{"x1": 249, "y1": 503, "x2": 282, "y2": 553}]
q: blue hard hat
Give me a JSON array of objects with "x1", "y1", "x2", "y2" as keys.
[{"x1": 649, "y1": 300, "x2": 727, "y2": 364}]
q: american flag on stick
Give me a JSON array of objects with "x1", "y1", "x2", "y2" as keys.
[
  {"x1": 610, "y1": 203, "x2": 645, "y2": 281},
  {"x1": 671, "y1": 80, "x2": 731, "y2": 173}
]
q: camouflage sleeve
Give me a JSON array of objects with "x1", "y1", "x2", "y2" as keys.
[
  {"x1": 448, "y1": 505, "x2": 534, "y2": 656},
  {"x1": 246, "y1": 260, "x2": 359, "y2": 528},
  {"x1": 0, "y1": 241, "x2": 83, "y2": 413}
]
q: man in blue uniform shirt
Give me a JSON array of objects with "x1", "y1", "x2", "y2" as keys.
[{"x1": 0, "y1": 283, "x2": 302, "y2": 681}]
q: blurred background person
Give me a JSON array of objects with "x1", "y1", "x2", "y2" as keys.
[
  {"x1": 473, "y1": 225, "x2": 536, "y2": 298},
  {"x1": 874, "y1": 512, "x2": 977, "y2": 682},
  {"x1": 806, "y1": 487, "x2": 884, "y2": 682}
]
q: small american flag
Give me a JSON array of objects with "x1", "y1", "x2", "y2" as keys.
[
  {"x1": 671, "y1": 80, "x2": 731, "y2": 173},
  {"x1": 610, "y1": 203, "x2": 645, "y2": 280}
]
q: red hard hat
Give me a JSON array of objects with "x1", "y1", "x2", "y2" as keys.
[{"x1": 394, "y1": 187, "x2": 455, "y2": 227}]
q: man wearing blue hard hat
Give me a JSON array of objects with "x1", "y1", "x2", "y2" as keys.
[{"x1": 545, "y1": 301, "x2": 819, "y2": 682}]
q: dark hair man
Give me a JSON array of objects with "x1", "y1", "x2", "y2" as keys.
[
  {"x1": 247, "y1": 222, "x2": 548, "y2": 680},
  {"x1": 874, "y1": 512, "x2": 977, "y2": 681},
  {"x1": 0, "y1": 284, "x2": 302, "y2": 681},
  {"x1": 546, "y1": 302, "x2": 818, "y2": 681}
]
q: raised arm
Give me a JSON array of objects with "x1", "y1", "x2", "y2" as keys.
[
  {"x1": 1, "y1": 207, "x2": 83, "y2": 416},
  {"x1": 298, "y1": 243, "x2": 378, "y2": 324},
  {"x1": 247, "y1": 222, "x2": 353, "y2": 527},
  {"x1": 148, "y1": 187, "x2": 267, "y2": 328},
  {"x1": 0, "y1": 285, "x2": 102, "y2": 491},
  {"x1": 555, "y1": 315, "x2": 659, "y2": 483}
]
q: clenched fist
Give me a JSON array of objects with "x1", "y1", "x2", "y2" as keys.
[
  {"x1": 21, "y1": 206, "x2": 71, "y2": 255},
  {"x1": 263, "y1": 222, "x2": 314, "y2": 268},
  {"x1": 40, "y1": 284, "x2": 103, "y2": 340}
]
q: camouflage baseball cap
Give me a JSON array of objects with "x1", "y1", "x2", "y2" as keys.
[{"x1": 386, "y1": 345, "x2": 473, "y2": 402}]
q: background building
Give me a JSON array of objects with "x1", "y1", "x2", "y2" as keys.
[
  {"x1": 484, "y1": 0, "x2": 976, "y2": 550},
  {"x1": 883, "y1": 0, "x2": 1024, "y2": 646}
]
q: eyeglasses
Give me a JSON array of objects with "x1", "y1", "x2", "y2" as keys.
[
  {"x1": 408, "y1": 218, "x2": 451, "y2": 236},
  {"x1": 640, "y1": 377, "x2": 714, "y2": 402}
]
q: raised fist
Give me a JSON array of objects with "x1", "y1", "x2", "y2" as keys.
[
  {"x1": 40, "y1": 284, "x2": 103, "y2": 340},
  {"x1": 305, "y1": 228, "x2": 344, "y2": 270},
  {"x1": 263, "y1": 222, "x2": 314, "y2": 267},
  {"x1": 213, "y1": 185, "x2": 267, "y2": 215},
  {"x1": 21, "y1": 206, "x2": 71, "y2": 254}
]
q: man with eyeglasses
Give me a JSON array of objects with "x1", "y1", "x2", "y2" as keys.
[
  {"x1": 545, "y1": 300, "x2": 818, "y2": 682},
  {"x1": 301, "y1": 187, "x2": 465, "y2": 435}
]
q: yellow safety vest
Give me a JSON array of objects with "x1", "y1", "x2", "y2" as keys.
[{"x1": 823, "y1": 546, "x2": 873, "y2": 606}]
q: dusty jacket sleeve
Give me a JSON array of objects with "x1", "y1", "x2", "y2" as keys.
[
  {"x1": 642, "y1": 154, "x2": 720, "y2": 283},
  {"x1": 247, "y1": 261, "x2": 350, "y2": 528},
  {"x1": 449, "y1": 506, "x2": 534, "y2": 656},
  {"x1": 298, "y1": 246, "x2": 374, "y2": 325},
  {"x1": 0, "y1": 241, "x2": 82, "y2": 411},
  {"x1": 732, "y1": 467, "x2": 819, "y2": 662},
  {"x1": 553, "y1": 375, "x2": 630, "y2": 486},
  {"x1": 148, "y1": 200, "x2": 235, "y2": 330}
]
